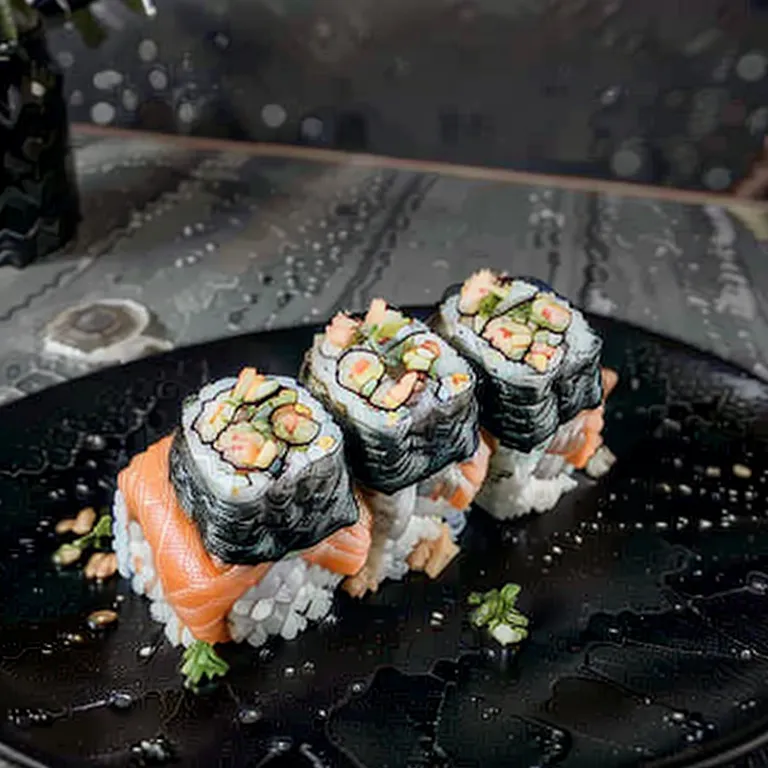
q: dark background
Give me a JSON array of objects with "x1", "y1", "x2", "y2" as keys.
[{"x1": 41, "y1": 0, "x2": 768, "y2": 192}]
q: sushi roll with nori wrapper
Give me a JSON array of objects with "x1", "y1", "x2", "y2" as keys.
[
  {"x1": 301, "y1": 299, "x2": 480, "y2": 493},
  {"x1": 435, "y1": 271, "x2": 618, "y2": 519},
  {"x1": 112, "y1": 368, "x2": 375, "y2": 657},
  {"x1": 301, "y1": 300, "x2": 489, "y2": 596},
  {"x1": 170, "y1": 368, "x2": 360, "y2": 565}
]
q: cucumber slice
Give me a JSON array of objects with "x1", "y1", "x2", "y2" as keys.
[
  {"x1": 271, "y1": 404, "x2": 321, "y2": 446},
  {"x1": 241, "y1": 378, "x2": 280, "y2": 403}
]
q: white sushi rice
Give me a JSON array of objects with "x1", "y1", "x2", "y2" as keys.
[
  {"x1": 112, "y1": 490, "x2": 342, "y2": 648},
  {"x1": 585, "y1": 444, "x2": 617, "y2": 479},
  {"x1": 415, "y1": 461, "x2": 472, "y2": 537},
  {"x1": 377, "y1": 514, "x2": 443, "y2": 583},
  {"x1": 475, "y1": 441, "x2": 578, "y2": 520}
]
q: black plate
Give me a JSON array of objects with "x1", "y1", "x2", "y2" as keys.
[{"x1": 2, "y1": 311, "x2": 768, "y2": 768}]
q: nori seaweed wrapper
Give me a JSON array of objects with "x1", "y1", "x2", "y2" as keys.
[
  {"x1": 169, "y1": 375, "x2": 360, "y2": 565},
  {"x1": 435, "y1": 278, "x2": 603, "y2": 453},
  {"x1": 300, "y1": 309, "x2": 480, "y2": 495}
]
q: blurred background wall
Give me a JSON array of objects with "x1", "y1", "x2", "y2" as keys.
[{"x1": 44, "y1": 0, "x2": 768, "y2": 193}]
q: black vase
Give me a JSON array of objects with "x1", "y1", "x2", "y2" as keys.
[{"x1": 0, "y1": 20, "x2": 80, "y2": 268}]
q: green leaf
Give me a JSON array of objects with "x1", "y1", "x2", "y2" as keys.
[
  {"x1": 181, "y1": 641, "x2": 230, "y2": 689},
  {"x1": 467, "y1": 592, "x2": 483, "y2": 606},
  {"x1": 505, "y1": 611, "x2": 530, "y2": 628},
  {"x1": 486, "y1": 592, "x2": 503, "y2": 617},
  {"x1": 92, "y1": 513, "x2": 112, "y2": 539},
  {"x1": 499, "y1": 583, "x2": 521, "y2": 605},
  {"x1": 470, "y1": 602, "x2": 494, "y2": 628}
]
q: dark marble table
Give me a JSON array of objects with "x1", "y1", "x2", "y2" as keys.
[{"x1": 1, "y1": 129, "x2": 767, "y2": 409}]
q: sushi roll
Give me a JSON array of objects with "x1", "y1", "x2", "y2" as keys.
[
  {"x1": 435, "y1": 270, "x2": 618, "y2": 519},
  {"x1": 113, "y1": 368, "x2": 373, "y2": 651},
  {"x1": 301, "y1": 299, "x2": 489, "y2": 595}
]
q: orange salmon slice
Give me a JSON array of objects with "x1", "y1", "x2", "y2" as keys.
[{"x1": 118, "y1": 436, "x2": 371, "y2": 644}]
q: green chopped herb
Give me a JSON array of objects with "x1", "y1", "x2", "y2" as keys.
[
  {"x1": 180, "y1": 641, "x2": 230, "y2": 689},
  {"x1": 508, "y1": 300, "x2": 533, "y2": 325},
  {"x1": 375, "y1": 317, "x2": 409, "y2": 342},
  {"x1": 467, "y1": 591, "x2": 484, "y2": 606},
  {"x1": 250, "y1": 419, "x2": 272, "y2": 435},
  {"x1": 52, "y1": 512, "x2": 112, "y2": 566},
  {"x1": 477, "y1": 293, "x2": 502, "y2": 317},
  {"x1": 500, "y1": 583, "x2": 521, "y2": 602},
  {"x1": 467, "y1": 582, "x2": 529, "y2": 647}
]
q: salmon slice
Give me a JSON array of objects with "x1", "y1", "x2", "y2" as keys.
[
  {"x1": 460, "y1": 433, "x2": 492, "y2": 489},
  {"x1": 562, "y1": 410, "x2": 604, "y2": 469},
  {"x1": 118, "y1": 436, "x2": 371, "y2": 644},
  {"x1": 302, "y1": 496, "x2": 372, "y2": 575},
  {"x1": 118, "y1": 437, "x2": 269, "y2": 644},
  {"x1": 548, "y1": 366, "x2": 618, "y2": 470},
  {"x1": 431, "y1": 432, "x2": 493, "y2": 511}
]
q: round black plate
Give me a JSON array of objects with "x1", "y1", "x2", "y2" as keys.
[{"x1": 2, "y1": 312, "x2": 768, "y2": 768}]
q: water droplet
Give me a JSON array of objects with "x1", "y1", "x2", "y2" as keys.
[
  {"x1": 237, "y1": 707, "x2": 263, "y2": 724},
  {"x1": 258, "y1": 647, "x2": 273, "y2": 662},
  {"x1": 7, "y1": 707, "x2": 55, "y2": 728},
  {"x1": 747, "y1": 572, "x2": 768, "y2": 594},
  {"x1": 316, "y1": 708, "x2": 328, "y2": 720},
  {"x1": 699, "y1": 519, "x2": 713, "y2": 530},
  {"x1": 130, "y1": 736, "x2": 175, "y2": 764},
  {"x1": 350, "y1": 681, "x2": 364, "y2": 694},
  {"x1": 84, "y1": 434, "x2": 106, "y2": 451},
  {"x1": 228, "y1": 310, "x2": 245, "y2": 330},
  {"x1": 740, "y1": 648, "x2": 754, "y2": 661},
  {"x1": 283, "y1": 666, "x2": 296, "y2": 679},
  {"x1": 733, "y1": 463, "x2": 752, "y2": 479},
  {"x1": 301, "y1": 661, "x2": 316, "y2": 675},
  {"x1": 269, "y1": 737, "x2": 293, "y2": 753},
  {"x1": 138, "y1": 644, "x2": 157, "y2": 659},
  {"x1": 109, "y1": 691, "x2": 134, "y2": 710},
  {"x1": 671, "y1": 711, "x2": 686, "y2": 723},
  {"x1": 600, "y1": 85, "x2": 622, "y2": 105},
  {"x1": 261, "y1": 103, "x2": 287, "y2": 128}
]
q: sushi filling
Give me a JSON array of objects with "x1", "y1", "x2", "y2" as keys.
[
  {"x1": 302, "y1": 300, "x2": 480, "y2": 495},
  {"x1": 457, "y1": 270, "x2": 573, "y2": 374},
  {"x1": 302, "y1": 300, "x2": 488, "y2": 592},
  {"x1": 436, "y1": 272, "x2": 615, "y2": 518},
  {"x1": 172, "y1": 369, "x2": 361, "y2": 565},
  {"x1": 192, "y1": 369, "x2": 321, "y2": 475}
]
